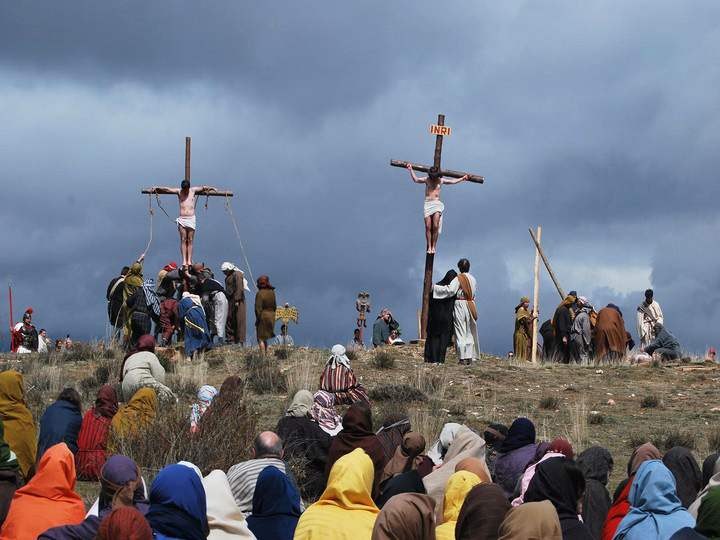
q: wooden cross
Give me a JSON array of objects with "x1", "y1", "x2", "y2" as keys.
[
  {"x1": 390, "y1": 114, "x2": 484, "y2": 339},
  {"x1": 141, "y1": 137, "x2": 234, "y2": 198}
]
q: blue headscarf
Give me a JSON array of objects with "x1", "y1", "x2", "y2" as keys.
[
  {"x1": 499, "y1": 417, "x2": 536, "y2": 453},
  {"x1": 614, "y1": 460, "x2": 695, "y2": 539},
  {"x1": 246, "y1": 466, "x2": 302, "y2": 540},
  {"x1": 146, "y1": 463, "x2": 208, "y2": 540}
]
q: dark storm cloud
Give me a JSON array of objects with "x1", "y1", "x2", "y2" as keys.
[{"x1": 2, "y1": 2, "x2": 720, "y2": 354}]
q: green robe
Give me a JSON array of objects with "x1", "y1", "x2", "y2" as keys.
[{"x1": 513, "y1": 307, "x2": 532, "y2": 361}]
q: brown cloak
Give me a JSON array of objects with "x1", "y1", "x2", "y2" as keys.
[{"x1": 594, "y1": 307, "x2": 628, "y2": 359}]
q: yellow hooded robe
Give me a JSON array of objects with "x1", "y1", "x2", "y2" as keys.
[{"x1": 435, "y1": 470, "x2": 483, "y2": 540}]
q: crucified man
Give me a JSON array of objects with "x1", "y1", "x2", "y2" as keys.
[
  {"x1": 148, "y1": 180, "x2": 217, "y2": 269},
  {"x1": 407, "y1": 163, "x2": 469, "y2": 253}
]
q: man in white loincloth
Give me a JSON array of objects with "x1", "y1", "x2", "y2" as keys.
[
  {"x1": 407, "y1": 163, "x2": 469, "y2": 253},
  {"x1": 149, "y1": 180, "x2": 217, "y2": 270}
]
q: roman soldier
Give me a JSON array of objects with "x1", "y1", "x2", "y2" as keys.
[{"x1": 11, "y1": 308, "x2": 38, "y2": 354}]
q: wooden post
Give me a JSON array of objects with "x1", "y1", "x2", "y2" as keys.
[
  {"x1": 185, "y1": 137, "x2": 191, "y2": 182},
  {"x1": 531, "y1": 227, "x2": 541, "y2": 363},
  {"x1": 417, "y1": 309, "x2": 422, "y2": 340},
  {"x1": 529, "y1": 228, "x2": 565, "y2": 300}
]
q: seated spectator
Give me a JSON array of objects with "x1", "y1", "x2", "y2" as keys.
[
  {"x1": 435, "y1": 470, "x2": 484, "y2": 539},
  {"x1": 512, "y1": 439, "x2": 574, "y2": 506},
  {"x1": 190, "y1": 385, "x2": 218, "y2": 434},
  {"x1": 455, "y1": 483, "x2": 511, "y2": 540},
  {"x1": 671, "y1": 486, "x2": 720, "y2": 539},
  {"x1": 347, "y1": 328, "x2": 365, "y2": 351},
  {"x1": 497, "y1": 500, "x2": 563, "y2": 539},
  {"x1": 372, "y1": 309, "x2": 399, "y2": 347},
  {"x1": 690, "y1": 453, "x2": 720, "y2": 518},
  {"x1": 325, "y1": 402, "x2": 387, "y2": 498},
  {"x1": 247, "y1": 466, "x2": 302, "y2": 540},
  {"x1": 195, "y1": 377, "x2": 243, "y2": 435},
  {"x1": 146, "y1": 463, "x2": 208, "y2": 540},
  {"x1": 380, "y1": 432, "x2": 426, "y2": 486},
  {"x1": 109, "y1": 388, "x2": 158, "y2": 454},
  {"x1": 663, "y1": 446, "x2": 702, "y2": 509},
  {"x1": 311, "y1": 390, "x2": 343, "y2": 436},
  {"x1": 273, "y1": 324, "x2": 295, "y2": 346},
  {"x1": 614, "y1": 460, "x2": 695, "y2": 539},
  {"x1": 76, "y1": 386, "x2": 119, "y2": 480},
  {"x1": 0, "y1": 421, "x2": 20, "y2": 526},
  {"x1": 705, "y1": 348, "x2": 717, "y2": 362},
  {"x1": 388, "y1": 329, "x2": 404, "y2": 345},
  {"x1": 376, "y1": 413, "x2": 410, "y2": 462},
  {"x1": 0, "y1": 443, "x2": 86, "y2": 540},
  {"x1": 275, "y1": 390, "x2": 332, "y2": 500},
  {"x1": 97, "y1": 507, "x2": 153, "y2": 540},
  {"x1": 40, "y1": 454, "x2": 148, "y2": 539},
  {"x1": 294, "y1": 448, "x2": 380, "y2": 540},
  {"x1": 427, "y1": 423, "x2": 462, "y2": 466},
  {"x1": 55, "y1": 339, "x2": 63, "y2": 351},
  {"x1": 201, "y1": 470, "x2": 255, "y2": 539},
  {"x1": 602, "y1": 442, "x2": 661, "y2": 540},
  {"x1": 371, "y1": 493, "x2": 436, "y2": 540},
  {"x1": 482, "y1": 423, "x2": 508, "y2": 479},
  {"x1": 227, "y1": 431, "x2": 299, "y2": 516},
  {"x1": 577, "y1": 446, "x2": 614, "y2": 540},
  {"x1": 494, "y1": 417, "x2": 537, "y2": 498},
  {"x1": 377, "y1": 470, "x2": 427, "y2": 509},
  {"x1": 524, "y1": 456, "x2": 593, "y2": 539},
  {"x1": 0, "y1": 370, "x2": 37, "y2": 480},
  {"x1": 642, "y1": 322, "x2": 682, "y2": 361},
  {"x1": 120, "y1": 335, "x2": 175, "y2": 402},
  {"x1": 423, "y1": 426, "x2": 490, "y2": 522},
  {"x1": 37, "y1": 387, "x2": 83, "y2": 460},
  {"x1": 319, "y1": 344, "x2": 370, "y2": 405}
]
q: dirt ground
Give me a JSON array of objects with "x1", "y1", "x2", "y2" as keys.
[{"x1": 3, "y1": 342, "x2": 719, "y2": 504}]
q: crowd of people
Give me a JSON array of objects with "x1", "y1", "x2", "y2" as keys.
[{"x1": 0, "y1": 343, "x2": 717, "y2": 538}]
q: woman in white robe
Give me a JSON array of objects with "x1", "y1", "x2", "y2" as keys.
[{"x1": 433, "y1": 265, "x2": 480, "y2": 362}]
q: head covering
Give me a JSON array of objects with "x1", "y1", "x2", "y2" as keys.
[
  {"x1": 220, "y1": 376, "x2": 243, "y2": 395},
  {"x1": 371, "y1": 493, "x2": 436, "y2": 540},
  {"x1": 695, "y1": 486, "x2": 720, "y2": 540},
  {"x1": 455, "y1": 457, "x2": 491, "y2": 484},
  {"x1": 627, "y1": 442, "x2": 662, "y2": 476},
  {"x1": 111, "y1": 388, "x2": 158, "y2": 440},
  {"x1": 220, "y1": 262, "x2": 239, "y2": 272},
  {"x1": 125, "y1": 263, "x2": 144, "y2": 287},
  {"x1": 614, "y1": 460, "x2": 695, "y2": 539},
  {"x1": 437, "y1": 270, "x2": 458, "y2": 286},
  {"x1": 95, "y1": 385, "x2": 120, "y2": 418},
  {"x1": 607, "y1": 303, "x2": 623, "y2": 317},
  {"x1": 378, "y1": 470, "x2": 427, "y2": 509},
  {"x1": 0, "y1": 370, "x2": 36, "y2": 478},
  {"x1": 435, "y1": 471, "x2": 483, "y2": 538},
  {"x1": 146, "y1": 463, "x2": 208, "y2": 540},
  {"x1": 120, "y1": 335, "x2": 157, "y2": 381},
  {"x1": 381, "y1": 432, "x2": 426, "y2": 484},
  {"x1": 295, "y1": 448, "x2": 380, "y2": 540},
  {"x1": 703, "y1": 453, "x2": 720, "y2": 488},
  {"x1": 376, "y1": 413, "x2": 411, "y2": 461},
  {"x1": 190, "y1": 385, "x2": 218, "y2": 432},
  {"x1": 0, "y1": 443, "x2": 86, "y2": 539},
  {"x1": 531, "y1": 441, "x2": 551, "y2": 465},
  {"x1": 483, "y1": 423, "x2": 508, "y2": 449},
  {"x1": 499, "y1": 418, "x2": 535, "y2": 453},
  {"x1": 178, "y1": 460, "x2": 203, "y2": 478},
  {"x1": 247, "y1": 465, "x2": 302, "y2": 540},
  {"x1": 326, "y1": 344, "x2": 351, "y2": 369},
  {"x1": 0, "y1": 420, "x2": 18, "y2": 481},
  {"x1": 286, "y1": 390, "x2": 313, "y2": 418},
  {"x1": 257, "y1": 275, "x2": 274, "y2": 289},
  {"x1": 97, "y1": 506, "x2": 152, "y2": 540},
  {"x1": 663, "y1": 446, "x2": 702, "y2": 509},
  {"x1": 577, "y1": 446, "x2": 613, "y2": 485},
  {"x1": 201, "y1": 470, "x2": 254, "y2": 539},
  {"x1": 141, "y1": 280, "x2": 161, "y2": 316},
  {"x1": 524, "y1": 457, "x2": 584, "y2": 522},
  {"x1": 455, "y1": 483, "x2": 511, "y2": 540},
  {"x1": 427, "y1": 423, "x2": 461, "y2": 465},
  {"x1": 515, "y1": 297, "x2": 530, "y2": 312},
  {"x1": 548, "y1": 439, "x2": 574, "y2": 460},
  {"x1": 99, "y1": 455, "x2": 146, "y2": 513},
  {"x1": 311, "y1": 390, "x2": 343, "y2": 433},
  {"x1": 497, "y1": 500, "x2": 562, "y2": 540}
]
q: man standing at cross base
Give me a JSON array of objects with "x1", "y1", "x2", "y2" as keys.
[
  {"x1": 222, "y1": 262, "x2": 248, "y2": 345},
  {"x1": 637, "y1": 289, "x2": 663, "y2": 349},
  {"x1": 433, "y1": 258, "x2": 480, "y2": 364},
  {"x1": 407, "y1": 164, "x2": 468, "y2": 254},
  {"x1": 148, "y1": 180, "x2": 217, "y2": 270}
]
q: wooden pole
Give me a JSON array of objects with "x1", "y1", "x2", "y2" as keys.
[
  {"x1": 417, "y1": 309, "x2": 422, "y2": 340},
  {"x1": 7, "y1": 277, "x2": 13, "y2": 347},
  {"x1": 433, "y1": 114, "x2": 444, "y2": 169},
  {"x1": 185, "y1": 137, "x2": 191, "y2": 182},
  {"x1": 389, "y1": 160, "x2": 484, "y2": 183},
  {"x1": 528, "y1": 228, "x2": 565, "y2": 300},
  {"x1": 141, "y1": 189, "x2": 234, "y2": 197},
  {"x1": 531, "y1": 227, "x2": 541, "y2": 363}
]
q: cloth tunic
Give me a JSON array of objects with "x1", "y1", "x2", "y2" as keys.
[
  {"x1": 225, "y1": 270, "x2": 247, "y2": 344},
  {"x1": 254, "y1": 289, "x2": 276, "y2": 342},
  {"x1": 178, "y1": 296, "x2": 213, "y2": 357},
  {"x1": 37, "y1": 399, "x2": 82, "y2": 460},
  {"x1": 637, "y1": 300, "x2": 663, "y2": 348},
  {"x1": 433, "y1": 273, "x2": 480, "y2": 360},
  {"x1": 571, "y1": 306, "x2": 593, "y2": 364},
  {"x1": 121, "y1": 351, "x2": 173, "y2": 401},
  {"x1": 645, "y1": 325, "x2": 681, "y2": 360},
  {"x1": 513, "y1": 308, "x2": 532, "y2": 362},
  {"x1": 75, "y1": 408, "x2": 113, "y2": 481},
  {"x1": 0, "y1": 370, "x2": 37, "y2": 480},
  {"x1": 594, "y1": 307, "x2": 629, "y2": 360}
]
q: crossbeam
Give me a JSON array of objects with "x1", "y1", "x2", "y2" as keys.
[
  {"x1": 141, "y1": 189, "x2": 233, "y2": 197},
  {"x1": 390, "y1": 160, "x2": 484, "y2": 184}
]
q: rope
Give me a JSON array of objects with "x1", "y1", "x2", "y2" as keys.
[
  {"x1": 224, "y1": 193, "x2": 256, "y2": 290},
  {"x1": 141, "y1": 194, "x2": 155, "y2": 257},
  {"x1": 154, "y1": 193, "x2": 176, "y2": 223}
]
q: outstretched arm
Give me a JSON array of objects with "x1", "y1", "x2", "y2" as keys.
[
  {"x1": 192, "y1": 186, "x2": 218, "y2": 194},
  {"x1": 406, "y1": 163, "x2": 427, "y2": 184},
  {"x1": 147, "y1": 186, "x2": 180, "y2": 194},
  {"x1": 441, "y1": 174, "x2": 470, "y2": 185}
]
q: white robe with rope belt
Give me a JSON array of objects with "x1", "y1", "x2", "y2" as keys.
[{"x1": 433, "y1": 273, "x2": 481, "y2": 360}]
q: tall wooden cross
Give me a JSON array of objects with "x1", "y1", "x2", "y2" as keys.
[
  {"x1": 141, "y1": 137, "x2": 234, "y2": 198},
  {"x1": 390, "y1": 114, "x2": 484, "y2": 339}
]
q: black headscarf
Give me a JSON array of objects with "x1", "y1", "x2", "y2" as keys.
[
  {"x1": 426, "y1": 270, "x2": 457, "y2": 337},
  {"x1": 662, "y1": 446, "x2": 702, "y2": 509},
  {"x1": 577, "y1": 446, "x2": 614, "y2": 486},
  {"x1": 455, "y1": 483, "x2": 511, "y2": 540},
  {"x1": 499, "y1": 418, "x2": 536, "y2": 453},
  {"x1": 482, "y1": 423, "x2": 508, "y2": 451},
  {"x1": 703, "y1": 453, "x2": 720, "y2": 488},
  {"x1": 577, "y1": 447, "x2": 614, "y2": 540},
  {"x1": 377, "y1": 470, "x2": 426, "y2": 509}
]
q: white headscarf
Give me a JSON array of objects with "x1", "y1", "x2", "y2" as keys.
[
  {"x1": 427, "y1": 422, "x2": 462, "y2": 465},
  {"x1": 325, "y1": 344, "x2": 351, "y2": 369},
  {"x1": 202, "y1": 470, "x2": 256, "y2": 539},
  {"x1": 221, "y1": 262, "x2": 250, "y2": 291}
]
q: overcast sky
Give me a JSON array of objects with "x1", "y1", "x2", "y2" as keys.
[{"x1": 1, "y1": 2, "x2": 719, "y2": 354}]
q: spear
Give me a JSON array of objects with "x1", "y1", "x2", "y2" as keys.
[{"x1": 7, "y1": 277, "x2": 13, "y2": 348}]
